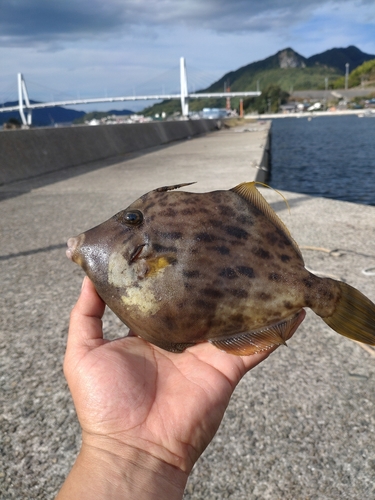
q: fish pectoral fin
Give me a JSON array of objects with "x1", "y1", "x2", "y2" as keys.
[
  {"x1": 209, "y1": 313, "x2": 301, "y2": 356},
  {"x1": 143, "y1": 254, "x2": 177, "y2": 277}
]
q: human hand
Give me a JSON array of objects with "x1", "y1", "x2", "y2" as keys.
[{"x1": 57, "y1": 277, "x2": 305, "y2": 499}]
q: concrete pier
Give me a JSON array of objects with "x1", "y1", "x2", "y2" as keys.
[{"x1": 1, "y1": 121, "x2": 374, "y2": 499}]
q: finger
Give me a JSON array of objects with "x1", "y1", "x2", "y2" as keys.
[{"x1": 67, "y1": 277, "x2": 106, "y2": 352}]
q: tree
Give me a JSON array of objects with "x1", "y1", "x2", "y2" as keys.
[{"x1": 243, "y1": 85, "x2": 289, "y2": 114}]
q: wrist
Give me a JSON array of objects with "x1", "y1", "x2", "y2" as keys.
[{"x1": 57, "y1": 438, "x2": 188, "y2": 500}]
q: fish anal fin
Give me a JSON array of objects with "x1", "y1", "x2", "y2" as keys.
[
  {"x1": 209, "y1": 312, "x2": 302, "y2": 356},
  {"x1": 231, "y1": 182, "x2": 303, "y2": 261}
]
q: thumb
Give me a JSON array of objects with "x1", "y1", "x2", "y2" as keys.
[{"x1": 66, "y1": 277, "x2": 106, "y2": 359}]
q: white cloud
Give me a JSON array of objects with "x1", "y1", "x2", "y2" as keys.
[
  {"x1": 1, "y1": 0, "x2": 374, "y2": 46},
  {"x1": 0, "y1": 0, "x2": 373, "y2": 112}
]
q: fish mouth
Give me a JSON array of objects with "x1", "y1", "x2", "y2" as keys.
[{"x1": 66, "y1": 234, "x2": 84, "y2": 264}]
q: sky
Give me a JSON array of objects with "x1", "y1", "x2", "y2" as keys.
[{"x1": 0, "y1": 0, "x2": 374, "y2": 113}]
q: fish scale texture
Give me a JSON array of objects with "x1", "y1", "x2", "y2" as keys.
[{"x1": 1, "y1": 126, "x2": 374, "y2": 499}]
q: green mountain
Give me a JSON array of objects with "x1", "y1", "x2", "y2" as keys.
[
  {"x1": 204, "y1": 46, "x2": 375, "y2": 93},
  {"x1": 333, "y1": 58, "x2": 375, "y2": 89},
  {"x1": 143, "y1": 46, "x2": 375, "y2": 116},
  {"x1": 307, "y1": 45, "x2": 375, "y2": 73}
]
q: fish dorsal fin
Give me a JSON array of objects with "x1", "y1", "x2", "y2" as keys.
[
  {"x1": 156, "y1": 182, "x2": 196, "y2": 193},
  {"x1": 209, "y1": 313, "x2": 301, "y2": 356},
  {"x1": 231, "y1": 182, "x2": 303, "y2": 260}
]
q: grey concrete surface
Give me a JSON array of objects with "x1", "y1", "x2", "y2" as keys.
[{"x1": 1, "y1": 122, "x2": 375, "y2": 499}]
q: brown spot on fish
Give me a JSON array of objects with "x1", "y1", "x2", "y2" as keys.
[
  {"x1": 277, "y1": 232, "x2": 292, "y2": 249},
  {"x1": 236, "y1": 214, "x2": 254, "y2": 225},
  {"x1": 304, "y1": 295, "x2": 313, "y2": 308},
  {"x1": 303, "y1": 277, "x2": 315, "y2": 288},
  {"x1": 225, "y1": 226, "x2": 248, "y2": 240},
  {"x1": 159, "y1": 207, "x2": 178, "y2": 217},
  {"x1": 160, "y1": 231, "x2": 183, "y2": 240},
  {"x1": 283, "y1": 300, "x2": 294, "y2": 309},
  {"x1": 258, "y1": 292, "x2": 272, "y2": 301},
  {"x1": 162, "y1": 315, "x2": 176, "y2": 330},
  {"x1": 228, "y1": 239, "x2": 246, "y2": 247},
  {"x1": 145, "y1": 201, "x2": 156, "y2": 210},
  {"x1": 219, "y1": 267, "x2": 238, "y2": 279},
  {"x1": 181, "y1": 208, "x2": 196, "y2": 216},
  {"x1": 165, "y1": 255, "x2": 178, "y2": 265},
  {"x1": 218, "y1": 205, "x2": 236, "y2": 217},
  {"x1": 153, "y1": 243, "x2": 177, "y2": 253},
  {"x1": 253, "y1": 248, "x2": 271, "y2": 259},
  {"x1": 203, "y1": 288, "x2": 224, "y2": 299},
  {"x1": 195, "y1": 299, "x2": 215, "y2": 310},
  {"x1": 236, "y1": 266, "x2": 255, "y2": 278},
  {"x1": 183, "y1": 270, "x2": 200, "y2": 278},
  {"x1": 229, "y1": 288, "x2": 249, "y2": 299},
  {"x1": 214, "y1": 245, "x2": 230, "y2": 255},
  {"x1": 265, "y1": 231, "x2": 278, "y2": 245},
  {"x1": 195, "y1": 232, "x2": 216, "y2": 242},
  {"x1": 280, "y1": 254, "x2": 291, "y2": 262}
]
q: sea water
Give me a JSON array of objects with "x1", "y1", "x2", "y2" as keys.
[{"x1": 270, "y1": 114, "x2": 375, "y2": 206}]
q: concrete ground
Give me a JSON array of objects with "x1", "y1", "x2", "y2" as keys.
[{"x1": 1, "y1": 122, "x2": 374, "y2": 499}]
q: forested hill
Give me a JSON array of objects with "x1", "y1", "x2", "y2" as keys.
[
  {"x1": 142, "y1": 45, "x2": 375, "y2": 116},
  {"x1": 204, "y1": 46, "x2": 375, "y2": 93}
]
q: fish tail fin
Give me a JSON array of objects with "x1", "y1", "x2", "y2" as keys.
[{"x1": 321, "y1": 281, "x2": 375, "y2": 345}]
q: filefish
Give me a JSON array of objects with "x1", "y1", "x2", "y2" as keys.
[{"x1": 66, "y1": 182, "x2": 375, "y2": 355}]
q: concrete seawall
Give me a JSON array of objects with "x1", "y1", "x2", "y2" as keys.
[{"x1": 0, "y1": 119, "x2": 220, "y2": 185}]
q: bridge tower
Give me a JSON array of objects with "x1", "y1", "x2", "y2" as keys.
[
  {"x1": 180, "y1": 57, "x2": 189, "y2": 117},
  {"x1": 17, "y1": 73, "x2": 32, "y2": 126}
]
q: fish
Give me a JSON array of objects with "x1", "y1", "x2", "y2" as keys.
[{"x1": 66, "y1": 181, "x2": 375, "y2": 355}]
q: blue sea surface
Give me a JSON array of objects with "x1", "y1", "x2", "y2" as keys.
[{"x1": 269, "y1": 115, "x2": 375, "y2": 206}]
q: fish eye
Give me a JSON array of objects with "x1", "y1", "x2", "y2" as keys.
[{"x1": 123, "y1": 210, "x2": 143, "y2": 225}]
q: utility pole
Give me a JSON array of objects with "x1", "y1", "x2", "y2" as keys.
[
  {"x1": 324, "y1": 77, "x2": 328, "y2": 110},
  {"x1": 225, "y1": 80, "x2": 231, "y2": 111},
  {"x1": 239, "y1": 99, "x2": 243, "y2": 118},
  {"x1": 345, "y1": 63, "x2": 349, "y2": 90}
]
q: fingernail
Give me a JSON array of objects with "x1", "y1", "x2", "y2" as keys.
[{"x1": 81, "y1": 276, "x2": 87, "y2": 290}]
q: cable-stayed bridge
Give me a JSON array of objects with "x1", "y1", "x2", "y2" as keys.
[{"x1": 0, "y1": 58, "x2": 260, "y2": 126}]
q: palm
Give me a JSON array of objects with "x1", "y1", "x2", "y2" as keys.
[{"x1": 65, "y1": 278, "x2": 304, "y2": 473}]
